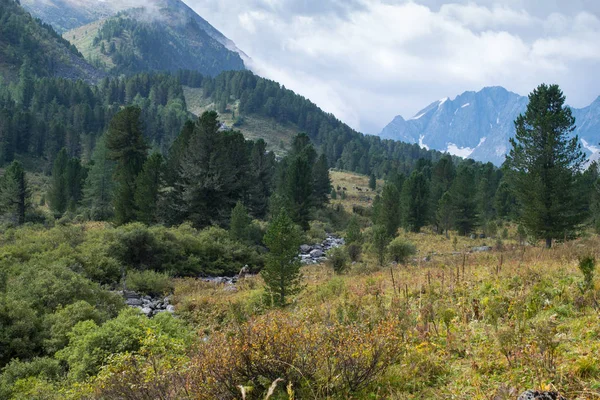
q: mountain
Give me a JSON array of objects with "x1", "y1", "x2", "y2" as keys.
[
  {"x1": 380, "y1": 87, "x2": 600, "y2": 166},
  {"x1": 0, "y1": 0, "x2": 102, "y2": 82},
  {"x1": 22, "y1": 0, "x2": 248, "y2": 76}
]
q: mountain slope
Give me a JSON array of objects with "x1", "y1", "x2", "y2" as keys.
[
  {"x1": 23, "y1": 0, "x2": 249, "y2": 68},
  {"x1": 380, "y1": 87, "x2": 600, "y2": 165},
  {"x1": 64, "y1": 1, "x2": 245, "y2": 76},
  {"x1": 0, "y1": 0, "x2": 102, "y2": 82}
]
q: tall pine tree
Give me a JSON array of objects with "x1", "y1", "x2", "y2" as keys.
[
  {"x1": 83, "y1": 136, "x2": 115, "y2": 221},
  {"x1": 134, "y1": 153, "x2": 164, "y2": 224},
  {"x1": 48, "y1": 148, "x2": 69, "y2": 216},
  {"x1": 402, "y1": 171, "x2": 430, "y2": 233},
  {"x1": 105, "y1": 106, "x2": 148, "y2": 225},
  {"x1": 506, "y1": 84, "x2": 586, "y2": 248},
  {"x1": 0, "y1": 161, "x2": 30, "y2": 225}
]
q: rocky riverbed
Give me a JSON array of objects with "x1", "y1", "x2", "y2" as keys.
[
  {"x1": 299, "y1": 235, "x2": 345, "y2": 265},
  {"x1": 118, "y1": 290, "x2": 175, "y2": 317}
]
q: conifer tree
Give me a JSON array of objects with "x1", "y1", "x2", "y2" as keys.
[
  {"x1": 402, "y1": 171, "x2": 430, "y2": 233},
  {"x1": 345, "y1": 215, "x2": 363, "y2": 244},
  {"x1": 371, "y1": 224, "x2": 390, "y2": 266},
  {"x1": 17, "y1": 58, "x2": 34, "y2": 109},
  {"x1": 285, "y1": 151, "x2": 314, "y2": 230},
  {"x1": 506, "y1": 84, "x2": 586, "y2": 248},
  {"x1": 134, "y1": 153, "x2": 164, "y2": 224},
  {"x1": 65, "y1": 157, "x2": 87, "y2": 211},
  {"x1": 312, "y1": 153, "x2": 331, "y2": 207},
  {"x1": 369, "y1": 173, "x2": 377, "y2": 191},
  {"x1": 378, "y1": 183, "x2": 401, "y2": 237},
  {"x1": 247, "y1": 139, "x2": 275, "y2": 219},
  {"x1": 48, "y1": 148, "x2": 69, "y2": 216},
  {"x1": 436, "y1": 191, "x2": 453, "y2": 238},
  {"x1": 0, "y1": 161, "x2": 30, "y2": 225},
  {"x1": 262, "y1": 211, "x2": 303, "y2": 306},
  {"x1": 105, "y1": 106, "x2": 148, "y2": 225},
  {"x1": 230, "y1": 201, "x2": 251, "y2": 243},
  {"x1": 83, "y1": 136, "x2": 114, "y2": 221},
  {"x1": 450, "y1": 164, "x2": 478, "y2": 236}
]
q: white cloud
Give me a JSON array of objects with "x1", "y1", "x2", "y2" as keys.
[{"x1": 185, "y1": 0, "x2": 600, "y2": 134}]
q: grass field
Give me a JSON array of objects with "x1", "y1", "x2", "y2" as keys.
[{"x1": 168, "y1": 170, "x2": 600, "y2": 399}]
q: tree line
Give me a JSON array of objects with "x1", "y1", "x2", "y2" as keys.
[
  {"x1": 368, "y1": 84, "x2": 597, "y2": 249},
  {"x1": 0, "y1": 68, "x2": 189, "y2": 169}
]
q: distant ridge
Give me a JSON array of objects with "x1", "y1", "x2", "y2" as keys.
[{"x1": 380, "y1": 87, "x2": 600, "y2": 165}]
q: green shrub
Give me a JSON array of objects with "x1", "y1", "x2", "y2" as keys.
[
  {"x1": 387, "y1": 237, "x2": 417, "y2": 264},
  {"x1": 578, "y1": 256, "x2": 595, "y2": 293},
  {"x1": 0, "y1": 357, "x2": 62, "y2": 399},
  {"x1": 328, "y1": 247, "x2": 349, "y2": 274},
  {"x1": 347, "y1": 242, "x2": 362, "y2": 262},
  {"x1": 126, "y1": 270, "x2": 173, "y2": 296}
]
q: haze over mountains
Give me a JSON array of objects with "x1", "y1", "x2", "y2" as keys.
[
  {"x1": 380, "y1": 87, "x2": 600, "y2": 166},
  {"x1": 21, "y1": 0, "x2": 247, "y2": 77}
]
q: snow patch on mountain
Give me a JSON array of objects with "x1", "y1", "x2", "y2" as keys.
[
  {"x1": 581, "y1": 138, "x2": 600, "y2": 154},
  {"x1": 446, "y1": 143, "x2": 474, "y2": 158},
  {"x1": 419, "y1": 135, "x2": 429, "y2": 150},
  {"x1": 461, "y1": 103, "x2": 470, "y2": 108}
]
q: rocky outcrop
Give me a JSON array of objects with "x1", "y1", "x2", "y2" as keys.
[
  {"x1": 299, "y1": 235, "x2": 345, "y2": 265},
  {"x1": 517, "y1": 390, "x2": 566, "y2": 400},
  {"x1": 119, "y1": 291, "x2": 174, "y2": 317}
]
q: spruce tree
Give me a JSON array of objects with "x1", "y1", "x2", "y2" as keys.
[
  {"x1": 369, "y1": 173, "x2": 377, "y2": 191},
  {"x1": 371, "y1": 224, "x2": 390, "y2": 266},
  {"x1": 48, "y1": 148, "x2": 69, "y2": 216},
  {"x1": 83, "y1": 136, "x2": 115, "y2": 221},
  {"x1": 134, "y1": 153, "x2": 164, "y2": 224},
  {"x1": 378, "y1": 183, "x2": 401, "y2": 237},
  {"x1": 105, "y1": 106, "x2": 148, "y2": 225},
  {"x1": 247, "y1": 139, "x2": 275, "y2": 219},
  {"x1": 402, "y1": 171, "x2": 430, "y2": 233},
  {"x1": 506, "y1": 84, "x2": 586, "y2": 248},
  {"x1": 65, "y1": 157, "x2": 87, "y2": 211},
  {"x1": 230, "y1": 201, "x2": 251, "y2": 243},
  {"x1": 0, "y1": 161, "x2": 30, "y2": 225},
  {"x1": 312, "y1": 153, "x2": 331, "y2": 207},
  {"x1": 262, "y1": 211, "x2": 303, "y2": 306},
  {"x1": 17, "y1": 58, "x2": 34, "y2": 109},
  {"x1": 285, "y1": 152, "x2": 314, "y2": 230},
  {"x1": 450, "y1": 164, "x2": 478, "y2": 236},
  {"x1": 436, "y1": 191, "x2": 453, "y2": 238},
  {"x1": 345, "y1": 215, "x2": 362, "y2": 244}
]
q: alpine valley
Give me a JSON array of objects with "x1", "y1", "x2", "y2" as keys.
[{"x1": 379, "y1": 86, "x2": 600, "y2": 166}]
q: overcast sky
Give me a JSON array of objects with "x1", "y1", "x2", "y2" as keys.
[{"x1": 185, "y1": 0, "x2": 600, "y2": 134}]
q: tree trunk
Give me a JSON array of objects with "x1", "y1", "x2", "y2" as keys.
[{"x1": 545, "y1": 237, "x2": 552, "y2": 249}]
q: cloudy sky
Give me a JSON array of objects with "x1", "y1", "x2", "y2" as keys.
[{"x1": 185, "y1": 0, "x2": 600, "y2": 134}]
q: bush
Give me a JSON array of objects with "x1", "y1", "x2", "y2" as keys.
[
  {"x1": 328, "y1": 247, "x2": 349, "y2": 274},
  {"x1": 387, "y1": 237, "x2": 416, "y2": 264},
  {"x1": 125, "y1": 270, "x2": 173, "y2": 296},
  {"x1": 578, "y1": 256, "x2": 595, "y2": 293},
  {"x1": 347, "y1": 242, "x2": 362, "y2": 262},
  {"x1": 0, "y1": 357, "x2": 62, "y2": 399}
]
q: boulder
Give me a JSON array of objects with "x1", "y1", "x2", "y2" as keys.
[
  {"x1": 125, "y1": 298, "x2": 143, "y2": 306},
  {"x1": 310, "y1": 249, "x2": 325, "y2": 258},
  {"x1": 472, "y1": 246, "x2": 492, "y2": 253},
  {"x1": 300, "y1": 245, "x2": 312, "y2": 254},
  {"x1": 166, "y1": 305, "x2": 175, "y2": 313},
  {"x1": 141, "y1": 307, "x2": 153, "y2": 316},
  {"x1": 517, "y1": 390, "x2": 566, "y2": 400}
]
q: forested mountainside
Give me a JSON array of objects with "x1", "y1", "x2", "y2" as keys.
[
  {"x1": 0, "y1": 72, "x2": 189, "y2": 169},
  {"x1": 192, "y1": 70, "x2": 453, "y2": 177},
  {"x1": 380, "y1": 86, "x2": 600, "y2": 166},
  {"x1": 65, "y1": 4, "x2": 245, "y2": 77},
  {"x1": 0, "y1": 0, "x2": 101, "y2": 82}
]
